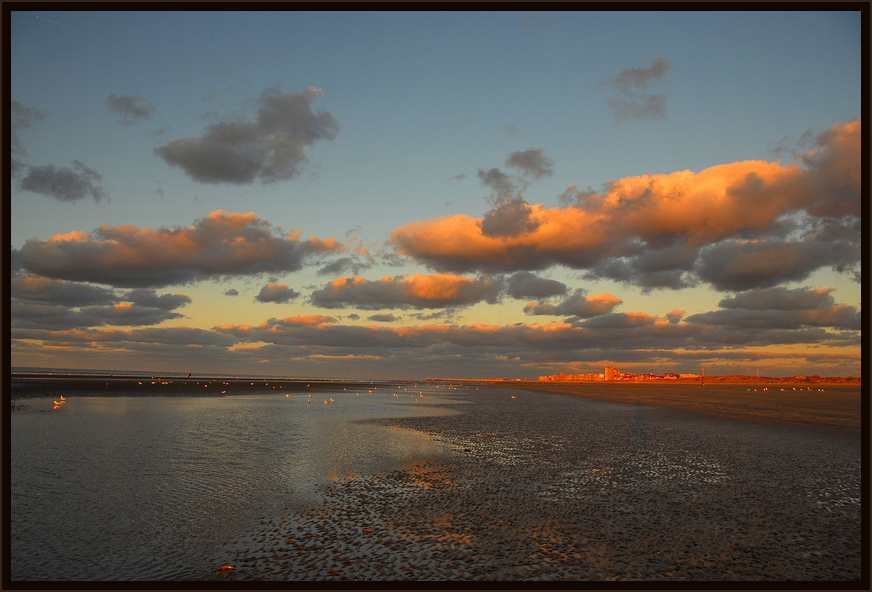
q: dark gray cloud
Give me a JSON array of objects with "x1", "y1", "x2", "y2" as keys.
[
  {"x1": 11, "y1": 281, "x2": 191, "y2": 330},
  {"x1": 505, "y1": 272, "x2": 567, "y2": 299},
  {"x1": 15, "y1": 210, "x2": 342, "y2": 288},
  {"x1": 523, "y1": 289, "x2": 622, "y2": 318},
  {"x1": 694, "y1": 238, "x2": 860, "y2": 292},
  {"x1": 105, "y1": 94, "x2": 155, "y2": 125},
  {"x1": 368, "y1": 313, "x2": 400, "y2": 323},
  {"x1": 11, "y1": 275, "x2": 117, "y2": 307},
  {"x1": 606, "y1": 95, "x2": 668, "y2": 123},
  {"x1": 316, "y1": 256, "x2": 373, "y2": 277},
  {"x1": 584, "y1": 241, "x2": 699, "y2": 290},
  {"x1": 123, "y1": 288, "x2": 191, "y2": 310},
  {"x1": 718, "y1": 286, "x2": 838, "y2": 311},
  {"x1": 477, "y1": 167, "x2": 517, "y2": 201},
  {"x1": 155, "y1": 86, "x2": 339, "y2": 184},
  {"x1": 11, "y1": 100, "x2": 48, "y2": 156},
  {"x1": 603, "y1": 57, "x2": 672, "y2": 95},
  {"x1": 255, "y1": 283, "x2": 300, "y2": 304},
  {"x1": 224, "y1": 288, "x2": 239, "y2": 296},
  {"x1": 18, "y1": 160, "x2": 106, "y2": 202},
  {"x1": 601, "y1": 57, "x2": 672, "y2": 124},
  {"x1": 474, "y1": 149, "x2": 554, "y2": 238},
  {"x1": 479, "y1": 198, "x2": 540, "y2": 238},
  {"x1": 687, "y1": 286, "x2": 861, "y2": 331},
  {"x1": 505, "y1": 148, "x2": 554, "y2": 179}
]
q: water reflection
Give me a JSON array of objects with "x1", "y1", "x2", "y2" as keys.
[{"x1": 10, "y1": 387, "x2": 456, "y2": 581}]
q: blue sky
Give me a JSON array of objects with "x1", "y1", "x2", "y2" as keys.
[{"x1": 9, "y1": 10, "x2": 863, "y2": 378}]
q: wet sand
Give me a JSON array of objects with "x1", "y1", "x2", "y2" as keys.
[
  {"x1": 210, "y1": 387, "x2": 861, "y2": 582},
  {"x1": 484, "y1": 381, "x2": 863, "y2": 439}
]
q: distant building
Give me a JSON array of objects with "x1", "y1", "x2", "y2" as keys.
[{"x1": 605, "y1": 367, "x2": 620, "y2": 381}]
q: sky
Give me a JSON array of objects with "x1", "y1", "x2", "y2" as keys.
[{"x1": 7, "y1": 10, "x2": 863, "y2": 379}]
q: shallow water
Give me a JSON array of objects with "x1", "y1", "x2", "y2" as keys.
[{"x1": 9, "y1": 385, "x2": 457, "y2": 581}]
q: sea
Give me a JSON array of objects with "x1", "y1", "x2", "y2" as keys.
[{"x1": 8, "y1": 368, "x2": 460, "y2": 581}]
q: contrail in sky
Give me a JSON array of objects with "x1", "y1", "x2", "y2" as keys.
[{"x1": 36, "y1": 15, "x2": 72, "y2": 28}]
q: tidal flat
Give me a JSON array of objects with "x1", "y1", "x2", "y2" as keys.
[
  {"x1": 9, "y1": 378, "x2": 862, "y2": 582},
  {"x1": 210, "y1": 384, "x2": 862, "y2": 582}
]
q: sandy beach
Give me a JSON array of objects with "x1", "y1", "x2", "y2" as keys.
[
  {"x1": 484, "y1": 381, "x2": 863, "y2": 439},
  {"x1": 207, "y1": 384, "x2": 861, "y2": 582}
]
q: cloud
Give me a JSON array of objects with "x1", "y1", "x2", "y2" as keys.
[
  {"x1": 15, "y1": 210, "x2": 343, "y2": 288},
  {"x1": 310, "y1": 273, "x2": 503, "y2": 310},
  {"x1": 473, "y1": 149, "x2": 554, "y2": 239},
  {"x1": 694, "y1": 237, "x2": 860, "y2": 292},
  {"x1": 603, "y1": 57, "x2": 672, "y2": 95},
  {"x1": 505, "y1": 148, "x2": 554, "y2": 179},
  {"x1": 224, "y1": 288, "x2": 239, "y2": 296},
  {"x1": 583, "y1": 240, "x2": 700, "y2": 290},
  {"x1": 477, "y1": 167, "x2": 517, "y2": 201},
  {"x1": 687, "y1": 287, "x2": 861, "y2": 331},
  {"x1": 368, "y1": 313, "x2": 400, "y2": 323},
  {"x1": 11, "y1": 100, "x2": 48, "y2": 156},
  {"x1": 214, "y1": 296, "x2": 858, "y2": 363},
  {"x1": 718, "y1": 286, "x2": 838, "y2": 311},
  {"x1": 155, "y1": 86, "x2": 339, "y2": 184},
  {"x1": 448, "y1": 173, "x2": 467, "y2": 182},
  {"x1": 504, "y1": 271, "x2": 567, "y2": 299},
  {"x1": 255, "y1": 282, "x2": 300, "y2": 304},
  {"x1": 11, "y1": 275, "x2": 117, "y2": 307},
  {"x1": 316, "y1": 255, "x2": 373, "y2": 277},
  {"x1": 11, "y1": 279, "x2": 191, "y2": 330},
  {"x1": 606, "y1": 95, "x2": 668, "y2": 123},
  {"x1": 601, "y1": 57, "x2": 672, "y2": 123},
  {"x1": 14, "y1": 282, "x2": 860, "y2": 376},
  {"x1": 123, "y1": 288, "x2": 191, "y2": 310},
  {"x1": 18, "y1": 160, "x2": 106, "y2": 202},
  {"x1": 479, "y1": 198, "x2": 540, "y2": 238},
  {"x1": 105, "y1": 94, "x2": 155, "y2": 125},
  {"x1": 390, "y1": 120, "x2": 860, "y2": 291},
  {"x1": 523, "y1": 290, "x2": 622, "y2": 318}
]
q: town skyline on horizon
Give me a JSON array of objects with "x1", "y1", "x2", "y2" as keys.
[{"x1": 9, "y1": 10, "x2": 862, "y2": 379}]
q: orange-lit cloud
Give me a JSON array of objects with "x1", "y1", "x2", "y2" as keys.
[
  {"x1": 14, "y1": 210, "x2": 344, "y2": 288},
  {"x1": 310, "y1": 273, "x2": 503, "y2": 310},
  {"x1": 391, "y1": 120, "x2": 860, "y2": 291}
]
